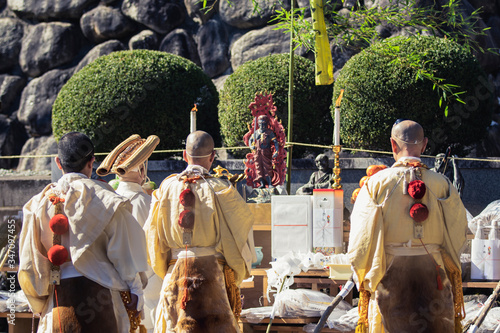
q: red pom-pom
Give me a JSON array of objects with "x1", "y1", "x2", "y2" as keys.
[
  {"x1": 179, "y1": 189, "x2": 195, "y2": 207},
  {"x1": 410, "y1": 203, "x2": 429, "y2": 222},
  {"x1": 408, "y1": 180, "x2": 426, "y2": 199},
  {"x1": 178, "y1": 210, "x2": 195, "y2": 229},
  {"x1": 47, "y1": 245, "x2": 69, "y2": 266},
  {"x1": 49, "y1": 214, "x2": 69, "y2": 235}
]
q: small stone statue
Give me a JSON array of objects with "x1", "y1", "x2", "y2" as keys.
[
  {"x1": 433, "y1": 152, "x2": 465, "y2": 198},
  {"x1": 296, "y1": 154, "x2": 333, "y2": 195}
]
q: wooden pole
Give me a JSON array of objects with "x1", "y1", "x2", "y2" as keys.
[
  {"x1": 285, "y1": 0, "x2": 295, "y2": 195},
  {"x1": 465, "y1": 280, "x2": 500, "y2": 333}
]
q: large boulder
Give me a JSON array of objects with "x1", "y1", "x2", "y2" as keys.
[
  {"x1": 184, "y1": 0, "x2": 216, "y2": 24},
  {"x1": 129, "y1": 30, "x2": 159, "y2": 50},
  {"x1": 334, "y1": 36, "x2": 494, "y2": 155},
  {"x1": 17, "y1": 68, "x2": 73, "y2": 136},
  {"x1": 230, "y1": 25, "x2": 308, "y2": 70},
  {"x1": 73, "y1": 39, "x2": 126, "y2": 74},
  {"x1": 80, "y1": 5, "x2": 136, "y2": 43},
  {"x1": 52, "y1": 50, "x2": 220, "y2": 154},
  {"x1": 19, "y1": 22, "x2": 80, "y2": 77},
  {"x1": 7, "y1": 0, "x2": 98, "y2": 19},
  {"x1": 219, "y1": 0, "x2": 290, "y2": 29},
  {"x1": 121, "y1": 0, "x2": 185, "y2": 34},
  {"x1": 159, "y1": 29, "x2": 201, "y2": 66},
  {"x1": 0, "y1": 75, "x2": 26, "y2": 115},
  {"x1": 17, "y1": 135, "x2": 57, "y2": 171},
  {"x1": 0, "y1": 18, "x2": 23, "y2": 72},
  {"x1": 0, "y1": 115, "x2": 28, "y2": 169},
  {"x1": 197, "y1": 19, "x2": 230, "y2": 78}
]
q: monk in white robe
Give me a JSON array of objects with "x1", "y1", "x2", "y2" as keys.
[
  {"x1": 144, "y1": 131, "x2": 254, "y2": 333},
  {"x1": 97, "y1": 134, "x2": 163, "y2": 333},
  {"x1": 348, "y1": 120, "x2": 468, "y2": 333},
  {"x1": 19, "y1": 132, "x2": 148, "y2": 332}
]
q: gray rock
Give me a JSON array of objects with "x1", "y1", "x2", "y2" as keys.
[
  {"x1": 212, "y1": 73, "x2": 229, "y2": 92},
  {"x1": 220, "y1": 0, "x2": 291, "y2": 29},
  {"x1": 7, "y1": 0, "x2": 98, "y2": 19},
  {"x1": 0, "y1": 18, "x2": 23, "y2": 72},
  {"x1": 80, "y1": 5, "x2": 136, "y2": 43},
  {"x1": 0, "y1": 115, "x2": 28, "y2": 169},
  {"x1": 487, "y1": 15, "x2": 500, "y2": 50},
  {"x1": 17, "y1": 68, "x2": 73, "y2": 136},
  {"x1": 74, "y1": 39, "x2": 126, "y2": 73},
  {"x1": 19, "y1": 22, "x2": 80, "y2": 77},
  {"x1": 121, "y1": 0, "x2": 185, "y2": 34},
  {"x1": 184, "y1": 0, "x2": 216, "y2": 24},
  {"x1": 17, "y1": 135, "x2": 57, "y2": 172},
  {"x1": 0, "y1": 75, "x2": 26, "y2": 115},
  {"x1": 198, "y1": 19, "x2": 230, "y2": 78},
  {"x1": 128, "y1": 30, "x2": 159, "y2": 50},
  {"x1": 230, "y1": 25, "x2": 291, "y2": 69},
  {"x1": 159, "y1": 28, "x2": 201, "y2": 66}
]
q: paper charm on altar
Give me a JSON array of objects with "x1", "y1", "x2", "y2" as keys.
[{"x1": 243, "y1": 92, "x2": 287, "y2": 188}]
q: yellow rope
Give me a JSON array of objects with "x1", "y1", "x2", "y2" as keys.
[
  {"x1": 2, "y1": 141, "x2": 500, "y2": 163},
  {"x1": 218, "y1": 259, "x2": 242, "y2": 321},
  {"x1": 355, "y1": 284, "x2": 370, "y2": 333},
  {"x1": 441, "y1": 250, "x2": 465, "y2": 333}
]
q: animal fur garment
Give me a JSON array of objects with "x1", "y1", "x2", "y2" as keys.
[
  {"x1": 52, "y1": 277, "x2": 118, "y2": 332},
  {"x1": 166, "y1": 255, "x2": 239, "y2": 333},
  {"x1": 376, "y1": 255, "x2": 455, "y2": 333}
]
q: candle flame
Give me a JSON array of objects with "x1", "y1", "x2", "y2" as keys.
[
  {"x1": 335, "y1": 89, "x2": 344, "y2": 108},
  {"x1": 191, "y1": 104, "x2": 198, "y2": 112}
]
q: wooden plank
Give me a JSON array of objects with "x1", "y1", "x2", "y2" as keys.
[
  {"x1": 253, "y1": 225, "x2": 271, "y2": 231},
  {"x1": 241, "y1": 280, "x2": 255, "y2": 289},
  {"x1": 462, "y1": 281, "x2": 499, "y2": 288},
  {"x1": 248, "y1": 203, "x2": 271, "y2": 225}
]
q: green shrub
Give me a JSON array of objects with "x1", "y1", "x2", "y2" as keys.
[
  {"x1": 53, "y1": 50, "x2": 219, "y2": 155},
  {"x1": 333, "y1": 36, "x2": 494, "y2": 155},
  {"x1": 219, "y1": 53, "x2": 333, "y2": 157}
]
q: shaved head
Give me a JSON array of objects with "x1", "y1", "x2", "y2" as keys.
[
  {"x1": 390, "y1": 120, "x2": 427, "y2": 160},
  {"x1": 184, "y1": 131, "x2": 215, "y2": 169},
  {"x1": 391, "y1": 120, "x2": 425, "y2": 145}
]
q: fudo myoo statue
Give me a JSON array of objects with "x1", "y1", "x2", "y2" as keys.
[
  {"x1": 249, "y1": 115, "x2": 279, "y2": 188},
  {"x1": 243, "y1": 92, "x2": 286, "y2": 189},
  {"x1": 296, "y1": 154, "x2": 333, "y2": 195}
]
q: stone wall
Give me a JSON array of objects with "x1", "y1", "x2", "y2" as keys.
[{"x1": 0, "y1": 0, "x2": 499, "y2": 171}]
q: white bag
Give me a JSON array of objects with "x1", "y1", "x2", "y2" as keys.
[{"x1": 471, "y1": 239, "x2": 500, "y2": 280}]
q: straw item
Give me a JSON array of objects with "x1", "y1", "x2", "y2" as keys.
[{"x1": 97, "y1": 134, "x2": 159, "y2": 176}]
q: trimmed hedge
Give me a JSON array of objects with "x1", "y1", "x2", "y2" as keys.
[
  {"x1": 333, "y1": 36, "x2": 493, "y2": 155},
  {"x1": 53, "y1": 50, "x2": 219, "y2": 155},
  {"x1": 219, "y1": 53, "x2": 333, "y2": 157}
]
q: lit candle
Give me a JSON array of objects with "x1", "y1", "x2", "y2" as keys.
[
  {"x1": 190, "y1": 104, "x2": 198, "y2": 133},
  {"x1": 334, "y1": 89, "x2": 344, "y2": 146}
]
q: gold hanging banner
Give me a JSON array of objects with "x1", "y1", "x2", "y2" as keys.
[{"x1": 311, "y1": 0, "x2": 334, "y2": 85}]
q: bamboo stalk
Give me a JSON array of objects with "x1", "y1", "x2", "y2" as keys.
[{"x1": 285, "y1": 0, "x2": 295, "y2": 195}]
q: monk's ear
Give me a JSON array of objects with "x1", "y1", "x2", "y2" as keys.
[
  {"x1": 183, "y1": 150, "x2": 188, "y2": 163},
  {"x1": 55, "y1": 156, "x2": 63, "y2": 170},
  {"x1": 390, "y1": 138, "x2": 399, "y2": 154},
  {"x1": 420, "y1": 138, "x2": 428, "y2": 154}
]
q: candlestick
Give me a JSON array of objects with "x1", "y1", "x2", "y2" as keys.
[
  {"x1": 332, "y1": 145, "x2": 342, "y2": 190},
  {"x1": 190, "y1": 104, "x2": 198, "y2": 133}
]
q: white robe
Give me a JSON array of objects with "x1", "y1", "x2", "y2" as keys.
[
  {"x1": 116, "y1": 180, "x2": 163, "y2": 332},
  {"x1": 19, "y1": 173, "x2": 148, "y2": 332}
]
